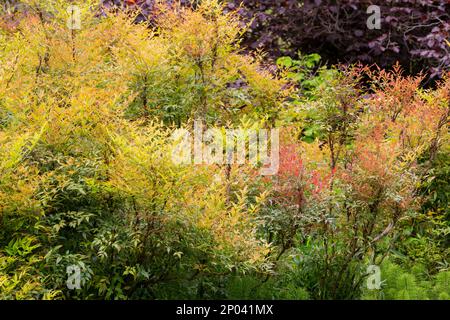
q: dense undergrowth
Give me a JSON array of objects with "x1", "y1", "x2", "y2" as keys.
[{"x1": 0, "y1": 0, "x2": 448, "y2": 300}]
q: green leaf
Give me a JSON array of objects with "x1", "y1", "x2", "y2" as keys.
[
  {"x1": 301, "y1": 136, "x2": 315, "y2": 144},
  {"x1": 277, "y1": 56, "x2": 293, "y2": 68}
]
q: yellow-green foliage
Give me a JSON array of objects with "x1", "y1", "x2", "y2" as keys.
[
  {"x1": 0, "y1": 0, "x2": 281, "y2": 299},
  {"x1": 1, "y1": 0, "x2": 447, "y2": 301}
]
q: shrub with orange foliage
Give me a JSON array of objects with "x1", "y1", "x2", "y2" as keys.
[{"x1": 261, "y1": 65, "x2": 449, "y2": 299}]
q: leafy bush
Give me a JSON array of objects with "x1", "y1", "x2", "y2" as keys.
[
  {"x1": 227, "y1": 0, "x2": 450, "y2": 81},
  {"x1": 0, "y1": 0, "x2": 448, "y2": 301},
  {"x1": 0, "y1": 0, "x2": 284, "y2": 299},
  {"x1": 260, "y1": 62, "x2": 449, "y2": 299}
]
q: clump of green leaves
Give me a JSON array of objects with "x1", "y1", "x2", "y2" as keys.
[{"x1": 362, "y1": 260, "x2": 450, "y2": 300}]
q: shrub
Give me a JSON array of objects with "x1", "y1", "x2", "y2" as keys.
[
  {"x1": 260, "y1": 64, "x2": 449, "y2": 299},
  {"x1": 227, "y1": 0, "x2": 450, "y2": 81},
  {"x1": 0, "y1": 0, "x2": 283, "y2": 299}
]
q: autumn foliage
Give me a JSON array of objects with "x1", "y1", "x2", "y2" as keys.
[{"x1": 0, "y1": 0, "x2": 449, "y2": 300}]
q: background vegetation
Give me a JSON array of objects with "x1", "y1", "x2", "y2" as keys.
[{"x1": 97, "y1": 0, "x2": 450, "y2": 83}]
